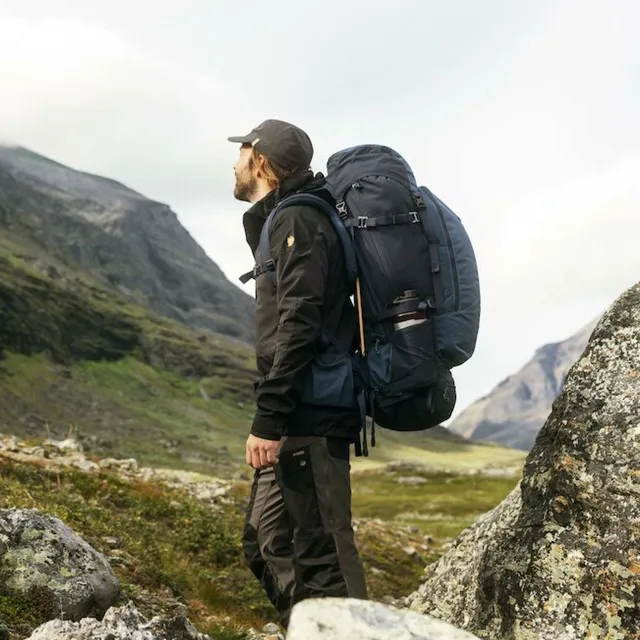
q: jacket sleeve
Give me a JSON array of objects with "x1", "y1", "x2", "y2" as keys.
[{"x1": 250, "y1": 207, "x2": 328, "y2": 440}]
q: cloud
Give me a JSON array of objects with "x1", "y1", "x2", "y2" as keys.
[
  {"x1": 0, "y1": 16, "x2": 250, "y2": 207},
  {"x1": 0, "y1": 1, "x2": 638, "y2": 417}
]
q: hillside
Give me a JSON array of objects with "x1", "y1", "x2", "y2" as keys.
[
  {"x1": 0, "y1": 229, "x2": 257, "y2": 472},
  {"x1": 0, "y1": 145, "x2": 254, "y2": 343},
  {"x1": 449, "y1": 318, "x2": 599, "y2": 450}
]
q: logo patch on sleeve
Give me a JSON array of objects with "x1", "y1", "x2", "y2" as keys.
[{"x1": 286, "y1": 235, "x2": 295, "y2": 248}]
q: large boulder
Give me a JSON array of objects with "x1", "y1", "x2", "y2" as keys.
[
  {"x1": 26, "y1": 602, "x2": 211, "y2": 640},
  {"x1": 406, "y1": 282, "x2": 640, "y2": 639},
  {"x1": 0, "y1": 509, "x2": 120, "y2": 621},
  {"x1": 287, "y1": 598, "x2": 481, "y2": 639}
]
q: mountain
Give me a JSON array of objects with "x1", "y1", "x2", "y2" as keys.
[
  {"x1": 448, "y1": 318, "x2": 600, "y2": 450},
  {"x1": 0, "y1": 145, "x2": 254, "y2": 343}
]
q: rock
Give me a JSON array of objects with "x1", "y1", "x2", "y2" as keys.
[
  {"x1": 44, "y1": 438, "x2": 84, "y2": 453},
  {"x1": 402, "y1": 546, "x2": 418, "y2": 558},
  {"x1": 261, "y1": 623, "x2": 281, "y2": 635},
  {"x1": 0, "y1": 436, "x2": 20, "y2": 452},
  {"x1": 286, "y1": 598, "x2": 481, "y2": 639},
  {"x1": 386, "y1": 461, "x2": 420, "y2": 473},
  {"x1": 26, "y1": 602, "x2": 212, "y2": 640},
  {"x1": 102, "y1": 536, "x2": 122, "y2": 549},
  {"x1": 0, "y1": 623, "x2": 8, "y2": 640},
  {"x1": 22, "y1": 446, "x2": 46, "y2": 457},
  {"x1": 406, "y1": 282, "x2": 640, "y2": 639},
  {"x1": 98, "y1": 458, "x2": 138, "y2": 473},
  {"x1": 61, "y1": 454, "x2": 100, "y2": 472},
  {"x1": 396, "y1": 476, "x2": 428, "y2": 485},
  {"x1": 0, "y1": 509, "x2": 120, "y2": 621}
]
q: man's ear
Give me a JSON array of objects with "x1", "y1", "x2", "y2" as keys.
[{"x1": 254, "y1": 154, "x2": 265, "y2": 179}]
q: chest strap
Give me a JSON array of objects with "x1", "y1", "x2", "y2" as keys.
[{"x1": 344, "y1": 211, "x2": 420, "y2": 229}]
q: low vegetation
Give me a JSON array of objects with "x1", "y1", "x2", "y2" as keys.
[{"x1": 0, "y1": 448, "x2": 520, "y2": 638}]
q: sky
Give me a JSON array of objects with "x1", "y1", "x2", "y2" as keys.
[{"x1": 0, "y1": 0, "x2": 638, "y2": 417}]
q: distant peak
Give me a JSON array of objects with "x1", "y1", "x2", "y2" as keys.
[
  {"x1": 0, "y1": 144, "x2": 148, "y2": 202},
  {"x1": 0, "y1": 144, "x2": 73, "y2": 170}
]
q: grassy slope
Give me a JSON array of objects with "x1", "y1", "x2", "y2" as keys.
[
  {"x1": 0, "y1": 450, "x2": 520, "y2": 639},
  {"x1": 352, "y1": 466, "x2": 520, "y2": 546},
  {"x1": 0, "y1": 352, "x2": 254, "y2": 473},
  {"x1": 0, "y1": 233, "x2": 255, "y2": 473}
]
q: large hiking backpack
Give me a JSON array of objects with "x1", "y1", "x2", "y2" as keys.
[{"x1": 248, "y1": 144, "x2": 480, "y2": 454}]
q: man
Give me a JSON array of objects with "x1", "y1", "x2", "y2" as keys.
[{"x1": 229, "y1": 119, "x2": 368, "y2": 627}]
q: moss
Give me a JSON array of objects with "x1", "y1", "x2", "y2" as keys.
[
  {"x1": 356, "y1": 521, "x2": 425, "y2": 598},
  {"x1": 0, "y1": 459, "x2": 271, "y2": 637},
  {"x1": 0, "y1": 585, "x2": 59, "y2": 638}
]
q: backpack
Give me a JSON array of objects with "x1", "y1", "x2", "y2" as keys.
[{"x1": 244, "y1": 144, "x2": 481, "y2": 456}]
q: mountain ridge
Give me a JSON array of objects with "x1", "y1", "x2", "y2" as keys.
[
  {"x1": 448, "y1": 318, "x2": 600, "y2": 450},
  {"x1": 0, "y1": 144, "x2": 255, "y2": 343}
]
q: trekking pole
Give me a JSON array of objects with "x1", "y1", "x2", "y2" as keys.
[
  {"x1": 355, "y1": 278, "x2": 366, "y2": 356},
  {"x1": 355, "y1": 277, "x2": 370, "y2": 456}
]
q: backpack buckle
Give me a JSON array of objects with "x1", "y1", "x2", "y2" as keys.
[
  {"x1": 336, "y1": 200, "x2": 348, "y2": 219},
  {"x1": 357, "y1": 216, "x2": 368, "y2": 229},
  {"x1": 264, "y1": 258, "x2": 275, "y2": 272},
  {"x1": 410, "y1": 211, "x2": 420, "y2": 224}
]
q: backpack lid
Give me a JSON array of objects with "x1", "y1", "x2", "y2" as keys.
[{"x1": 326, "y1": 145, "x2": 417, "y2": 200}]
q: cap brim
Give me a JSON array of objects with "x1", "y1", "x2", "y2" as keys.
[{"x1": 228, "y1": 135, "x2": 252, "y2": 143}]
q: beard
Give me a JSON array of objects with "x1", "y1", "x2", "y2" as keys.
[{"x1": 234, "y1": 168, "x2": 258, "y2": 202}]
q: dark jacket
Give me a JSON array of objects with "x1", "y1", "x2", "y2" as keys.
[{"x1": 242, "y1": 170, "x2": 361, "y2": 442}]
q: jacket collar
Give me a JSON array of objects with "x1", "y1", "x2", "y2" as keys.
[{"x1": 242, "y1": 170, "x2": 319, "y2": 254}]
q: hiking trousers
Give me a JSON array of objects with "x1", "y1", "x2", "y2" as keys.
[{"x1": 242, "y1": 435, "x2": 368, "y2": 626}]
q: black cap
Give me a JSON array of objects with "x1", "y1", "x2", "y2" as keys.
[{"x1": 228, "y1": 119, "x2": 313, "y2": 174}]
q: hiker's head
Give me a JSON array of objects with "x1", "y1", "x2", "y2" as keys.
[{"x1": 229, "y1": 119, "x2": 313, "y2": 203}]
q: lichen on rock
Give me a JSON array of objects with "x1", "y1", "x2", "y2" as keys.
[
  {"x1": 406, "y1": 282, "x2": 640, "y2": 639},
  {"x1": 26, "y1": 601, "x2": 211, "y2": 640},
  {"x1": 287, "y1": 597, "x2": 482, "y2": 639},
  {"x1": 0, "y1": 508, "x2": 120, "y2": 622}
]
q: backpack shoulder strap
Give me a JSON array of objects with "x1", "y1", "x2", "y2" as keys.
[{"x1": 257, "y1": 192, "x2": 358, "y2": 290}]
